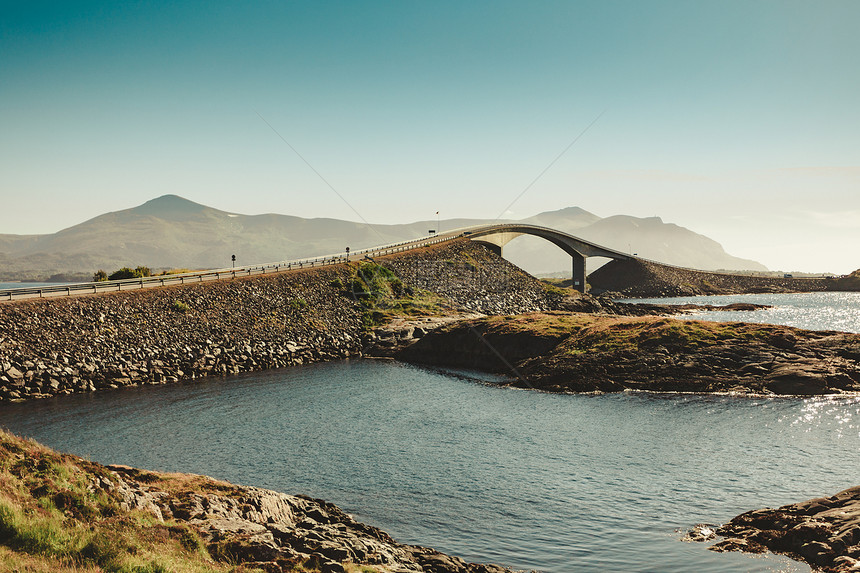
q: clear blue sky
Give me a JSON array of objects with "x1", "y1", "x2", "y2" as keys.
[{"x1": 2, "y1": 1, "x2": 858, "y2": 272}]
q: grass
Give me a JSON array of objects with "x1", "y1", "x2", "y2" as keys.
[
  {"x1": 469, "y1": 312, "x2": 779, "y2": 357},
  {"x1": 349, "y1": 262, "x2": 451, "y2": 328},
  {"x1": 0, "y1": 430, "x2": 383, "y2": 573}
]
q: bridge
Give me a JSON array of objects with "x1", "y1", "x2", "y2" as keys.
[
  {"x1": 455, "y1": 223, "x2": 631, "y2": 291},
  {"x1": 0, "y1": 223, "x2": 633, "y2": 301}
]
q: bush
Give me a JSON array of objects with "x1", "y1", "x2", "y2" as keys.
[
  {"x1": 107, "y1": 266, "x2": 152, "y2": 281},
  {"x1": 108, "y1": 268, "x2": 137, "y2": 281},
  {"x1": 172, "y1": 300, "x2": 190, "y2": 313},
  {"x1": 92, "y1": 270, "x2": 108, "y2": 282},
  {"x1": 289, "y1": 298, "x2": 308, "y2": 310}
]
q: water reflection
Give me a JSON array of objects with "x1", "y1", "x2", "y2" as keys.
[
  {"x1": 623, "y1": 292, "x2": 860, "y2": 333},
  {"x1": 0, "y1": 360, "x2": 848, "y2": 572}
]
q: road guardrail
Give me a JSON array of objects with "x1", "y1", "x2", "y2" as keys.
[{"x1": 0, "y1": 231, "x2": 460, "y2": 302}]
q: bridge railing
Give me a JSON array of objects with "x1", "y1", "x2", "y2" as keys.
[{"x1": 0, "y1": 231, "x2": 462, "y2": 302}]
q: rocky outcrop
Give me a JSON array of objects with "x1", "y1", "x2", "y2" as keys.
[
  {"x1": 688, "y1": 485, "x2": 860, "y2": 572},
  {"x1": 364, "y1": 314, "x2": 485, "y2": 356},
  {"x1": 105, "y1": 465, "x2": 514, "y2": 573},
  {"x1": 589, "y1": 258, "x2": 834, "y2": 298},
  {"x1": 397, "y1": 312, "x2": 860, "y2": 395}
]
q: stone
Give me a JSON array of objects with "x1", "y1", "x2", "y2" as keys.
[{"x1": 5, "y1": 367, "x2": 23, "y2": 380}]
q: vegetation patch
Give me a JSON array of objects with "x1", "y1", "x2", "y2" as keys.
[
  {"x1": 0, "y1": 430, "x2": 241, "y2": 572},
  {"x1": 349, "y1": 262, "x2": 450, "y2": 329}
]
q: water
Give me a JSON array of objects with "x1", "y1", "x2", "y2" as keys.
[
  {"x1": 0, "y1": 282, "x2": 59, "y2": 290},
  {"x1": 624, "y1": 291, "x2": 860, "y2": 333},
  {"x1": 1, "y1": 360, "x2": 857, "y2": 572}
]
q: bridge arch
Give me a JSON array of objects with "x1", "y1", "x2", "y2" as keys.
[{"x1": 459, "y1": 224, "x2": 631, "y2": 292}]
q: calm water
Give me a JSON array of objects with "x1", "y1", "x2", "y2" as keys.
[
  {"x1": 624, "y1": 291, "x2": 860, "y2": 333},
  {"x1": 0, "y1": 282, "x2": 58, "y2": 290},
  {"x1": 2, "y1": 359, "x2": 858, "y2": 572}
]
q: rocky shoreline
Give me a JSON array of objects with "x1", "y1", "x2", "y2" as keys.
[
  {"x1": 687, "y1": 485, "x2": 860, "y2": 572},
  {"x1": 107, "y1": 464, "x2": 515, "y2": 573},
  {"x1": 0, "y1": 428, "x2": 517, "y2": 573},
  {"x1": 396, "y1": 312, "x2": 860, "y2": 395}
]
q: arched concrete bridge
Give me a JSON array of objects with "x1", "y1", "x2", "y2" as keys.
[
  {"x1": 0, "y1": 223, "x2": 632, "y2": 300},
  {"x1": 452, "y1": 223, "x2": 632, "y2": 292}
]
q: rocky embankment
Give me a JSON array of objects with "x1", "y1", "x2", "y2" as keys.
[
  {"x1": 589, "y1": 258, "x2": 837, "y2": 298},
  {"x1": 377, "y1": 240, "x2": 562, "y2": 315},
  {"x1": 0, "y1": 240, "x2": 559, "y2": 402},
  {"x1": 0, "y1": 267, "x2": 366, "y2": 402},
  {"x1": 687, "y1": 485, "x2": 860, "y2": 572},
  {"x1": 0, "y1": 429, "x2": 514, "y2": 573},
  {"x1": 397, "y1": 312, "x2": 860, "y2": 395}
]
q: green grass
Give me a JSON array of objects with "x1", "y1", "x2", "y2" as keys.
[
  {"x1": 349, "y1": 263, "x2": 451, "y2": 328},
  {"x1": 468, "y1": 312, "x2": 781, "y2": 357},
  {"x1": 289, "y1": 297, "x2": 308, "y2": 310}
]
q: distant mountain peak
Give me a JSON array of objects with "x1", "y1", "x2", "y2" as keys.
[
  {"x1": 134, "y1": 195, "x2": 211, "y2": 213},
  {"x1": 134, "y1": 195, "x2": 211, "y2": 216}
]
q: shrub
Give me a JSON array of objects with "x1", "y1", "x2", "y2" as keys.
[
  {"x1": 289, "y1": 298, "x2": 308, "y2": 310},
  {"x1": 172, "y1": 300, "x2": 190, "y2": 313},
  {"x1": 107, "y1": 266, "x2": 152, "y2": 281},
  {"x1": 92, "y1": 270, "x2": 108, "y2": 282},
  {"x1": 108, "y1": 268, "x2": 137, "y2": 281}
]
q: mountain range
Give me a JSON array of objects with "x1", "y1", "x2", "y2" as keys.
[{"x1": 0, "y1": 195, "x2": 765, "y2": 281}]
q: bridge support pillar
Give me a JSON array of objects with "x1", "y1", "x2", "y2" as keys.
[
  {"x1": 571, "y1": 253, "x2": 586, "y2": 293},
  {"x1": 476, "y1": 241, "x2": 503, "y2": 257}
]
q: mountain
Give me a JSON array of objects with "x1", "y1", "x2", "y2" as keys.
[
  {"x1": 0, "y1": 195, "x2": 766, "y2": 281},
  {"x1": 497, "y1": 210, "x2": 764, "y2": 275}
]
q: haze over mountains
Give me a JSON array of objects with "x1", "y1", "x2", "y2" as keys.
[{"x1": 0, "y1": 195, "x2": 765, "y2": 281}]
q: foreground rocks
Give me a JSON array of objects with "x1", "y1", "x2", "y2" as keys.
[
  {"x1": 688, "y1": 485, "x2": 860, "y2": 572},
  {"x1": 104, "y1": 465, "x2": 515, "y2": 573},
  {"x1": 397, "y1": 312, "x2": 860, "y2": 395},
  {"x1": 0, "y1": 428, "x2": 516, "y2": 572}
]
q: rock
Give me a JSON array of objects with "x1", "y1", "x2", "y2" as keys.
[
  {"x1": 95, "y1": 465, "x2": 515, "y2": 573},
  {"x1": 699, "y1": 485, "x2": 860, "y2": 572},
  {"x1": 4, "y1": 367, "x2": 23, "y2": 380}
]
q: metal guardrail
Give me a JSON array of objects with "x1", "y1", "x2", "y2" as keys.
[{"x1": 0, "y1": 231, "x2": 460, "y2": 302}]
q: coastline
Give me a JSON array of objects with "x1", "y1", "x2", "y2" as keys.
[
  {"x1": 687, "y1": 485, "x2": 860, "y2": 572},
  {"x1": 0, "y1": 429, "x2": 516, "y2": 573},
  {"x1": 2, "y1": 241, "x2": 859, "y2": 570},
  {"x1": 395, "y1": 312, "x2": 860, "y2": 396}
]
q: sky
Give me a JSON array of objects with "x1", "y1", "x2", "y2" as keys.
[{"x1": 2, "y1": 0, "x2": 858, "y2": 273}]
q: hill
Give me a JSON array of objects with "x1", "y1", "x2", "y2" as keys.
[{"x1": 0, "y1": 195, "x2": 766, "y2": 281}]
